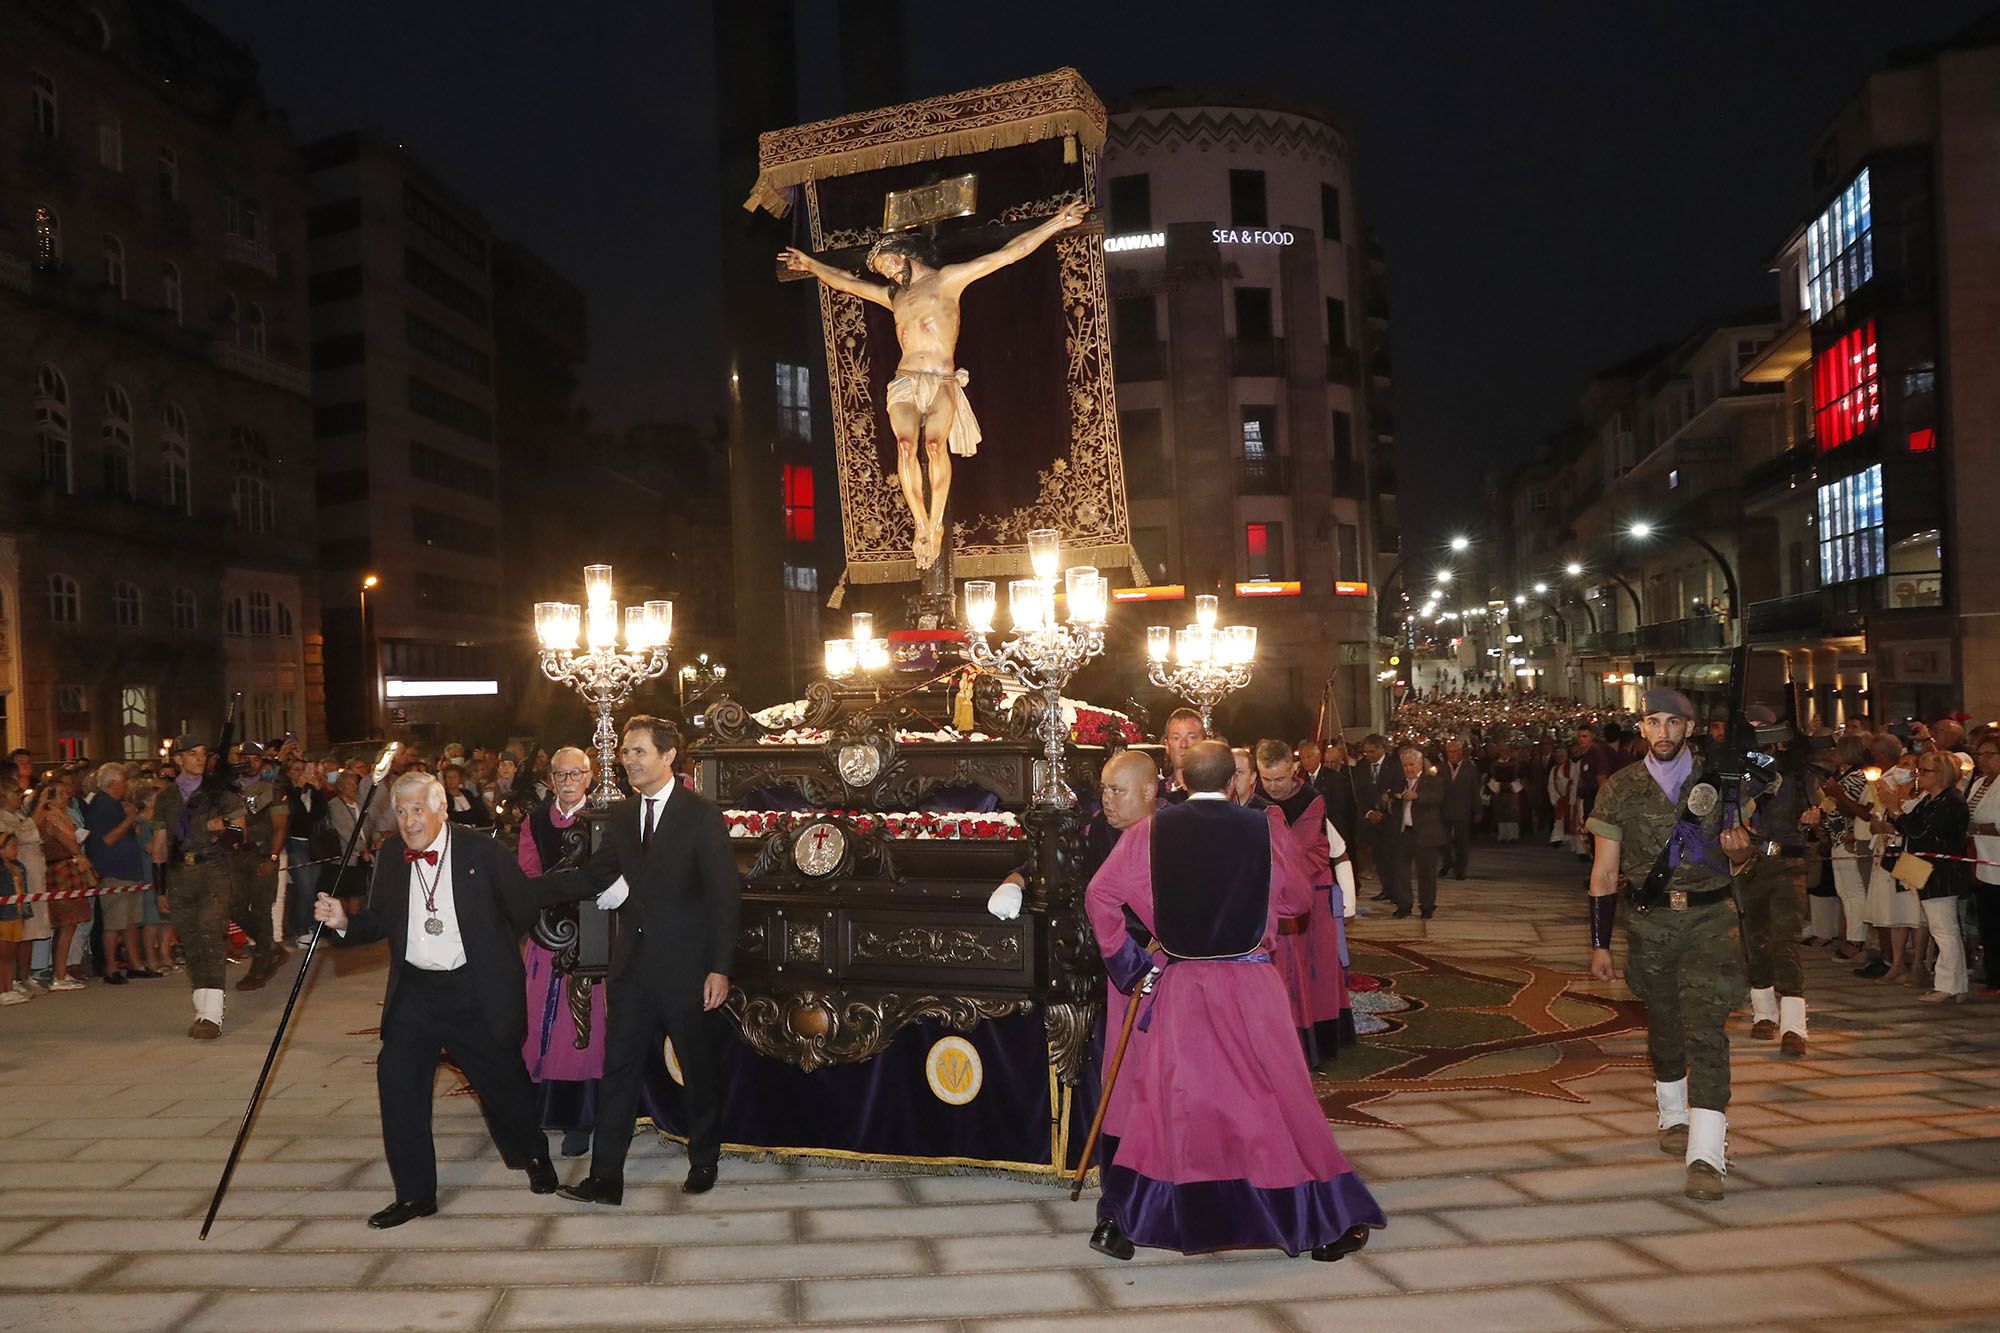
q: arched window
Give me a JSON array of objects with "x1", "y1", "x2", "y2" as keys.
[
  {"x1": 171, "y1": 586, "x2": 196, "y2": 632},
  {"x1": 248, "y1": 590, "x2": 272, "y2": 635},
  {"x1": 33, "y1": 204, "x2": 60, "y2": 267},
  {"x1": 224, "y1": 292, "x2": 241, "y2": 345},
  {"x1": 103, "y1": 234, "x2": 125, "y2": 296},
  {"x1": 161, "y1": 402, "x2": 189, "y2": 512},
  {"x1": 277, "y1": 603, "x2": 294, "y2": 638},
  {"x1": 230, "y1": 428, "x2": 274, "y2": 534},
  {"x1": 246, "y1": 302, "x2": 267, "y2": 355},
  {"x1": 102, "y1": 383, "x2": 134, "y2": 497},
  {"x1": 161, "y1": 261, "x2": 182, "y2": 324},
  {"x1": 242, "y1": 195, "x2": 263, "y2": 243},
  {"x1": 32, "y1": 71, "x2": 57, "y2": 138},
  {"x1": 47, "y1": 574, "x2": 80, "y2": 625},
  {"x1": 225, "y1": 597, "x2": 244, "y2": 636},
  {"x1": 113, "y1": 580, "x2": 142, "y2": 628},
  {"x1": 156, "y1": 145, "x2": 178, "y2": 202},
  {"x1": 35, "y1": 363, "x2": 71, "y2": 493}
]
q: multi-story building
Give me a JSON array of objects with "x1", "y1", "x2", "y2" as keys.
[
  {"x1": 1103, "y1": 91, "x2": 1399, "y2": 735},
  {"x1": 0, "y1": 0, "x2": 320, "y2": 758},
  {"x1": 1738, "y1": 15, "x2": 2000, "y2": 723},
  {"x1": 303, "y1": 130, "x2": 506, "y2": 738}
]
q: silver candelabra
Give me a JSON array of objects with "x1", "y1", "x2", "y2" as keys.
[
  {"x1": 962, "y1": 529, "x2": 1109, "y2": 809},
  {"x1": 534, "y1": 564, "x2": 673, "y2": 809},
  {"x1": 1145, "y1": 594, "x2": 1257, "y2": 735}
]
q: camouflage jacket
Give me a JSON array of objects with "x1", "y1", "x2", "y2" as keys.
[
  {"x1": 154, "y1": 780, "x2": 249, "y2": 860},
  {"x1": 1586, "y1": 760, "x2": 1736, "y2": 896}
]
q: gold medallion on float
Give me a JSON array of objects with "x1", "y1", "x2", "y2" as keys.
[
  {"x1": 662, "y1": 1037, "x2": 684, "y2": 1086},
  {"x1": 925, "y1": 1036, "x2": 982, "y2": 1105}
]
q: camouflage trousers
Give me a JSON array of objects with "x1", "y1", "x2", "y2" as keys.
[
  {"x1": 168, "y1": 862, "x2": 233, "y2": 991},
  {"x1": 1623, "y1": 896, "x2": 1745, "y2": 1111},
  {"x1": 1740, "y1": 857, "x2": 1804, "y2": 996},
  {"x1": 228, "y1": 855, "x2": 281, "y2": 959}
]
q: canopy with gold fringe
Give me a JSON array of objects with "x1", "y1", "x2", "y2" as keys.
[{"x1": 747, "y1": 68, "x2": 1139, "y2": 591}]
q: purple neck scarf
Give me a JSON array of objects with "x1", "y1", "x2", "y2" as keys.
[{"x1": 1644, "y1": 748, "x2": 1694, "y2": 806}]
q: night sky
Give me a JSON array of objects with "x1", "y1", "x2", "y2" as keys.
[{"x1": 188, "y1": 0, "x2": 1994, "y2": 544}]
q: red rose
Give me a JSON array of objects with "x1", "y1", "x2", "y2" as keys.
[
  {"x1": 745, "y1": 813, "x2": 764, "y2": 834},
  {"x1": 856, "y1": 816, "x2": 874, "y2": 834},
  {"x1": 956, "y1": 818, "x2": 976, "y2": 838},
  {"x1": 1008, "y1": 826, "x2": 1025, "y2": 840}
]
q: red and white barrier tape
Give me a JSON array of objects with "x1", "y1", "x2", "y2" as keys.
[{"x1": 4, "y1": 881, "x2": 154, "y2": 905}]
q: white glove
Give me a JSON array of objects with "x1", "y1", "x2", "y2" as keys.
[
  {"x1": 594, "y1": 876, "x2": 630, "y2": 910},
  {"x1": 986, "y1": 881, "x2": 1024, "y2": 920}
]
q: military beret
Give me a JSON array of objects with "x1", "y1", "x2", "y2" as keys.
[
  {"x1": 170, "y1": 734, "x2": 205, "y2": 755},
  {"x1": 1641, "y1": 688, "x2": 1696, "y2": 720},
  {"x1": 1743, "y1": 703, "x2": 1779, "y2": 725}
]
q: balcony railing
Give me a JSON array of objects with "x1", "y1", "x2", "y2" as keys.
[
  {"x1": 1574, "y1": 630, "x2": 1636, "y2": 656},
  {"x1": 1230, "y1": 336, "x2": 1285, "y2": 378},
  {"x1": 1236, "y1": 454, "x2": 1293, "y2": 494},
  {"x1": 1636, "y1": 617, "x2": 1727, "y2": 654},
  {"x1": 1741, "y1": 445, "x2": 1811, "y2": 503},
  {"x1": 212, "y1": 342, "x2": 310, "y2": 395},
  {"x1": 223, "y1": 232, "x2": 278, "y2": 277},
  {"x1": 1114, "y1": 339, "x2": 1165, "y2": 382}
]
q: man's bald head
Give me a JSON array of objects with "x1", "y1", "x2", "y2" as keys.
[
  {"x1": 1099, "y1": 750, "x2": 1160, "y2": 830},
  {"x1": 1181, "y1": 741, "x2": 1237, "y2": 793}
]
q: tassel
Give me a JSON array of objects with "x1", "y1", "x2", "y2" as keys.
[
  {"x1": 827, "y1": 569, "x2": 849, "y2": 610},
  {"x1": 1063, "y1": 133, "x2": 1077, "y2": 164}
]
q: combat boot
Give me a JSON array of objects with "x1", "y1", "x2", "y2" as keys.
[
  {"x1": 1655, "y1": 1078, "x2": 1689, "y2": 1155},
  {"x1": 1778, "y1": 995, "x2": 1808, "y2": 1057},
  {"x1": 1685, "y1": 1159, "x2": 1725, "y2": 1201},
  {"x1": 1748, "y1": 986, "x2": 1779, "y2": 1040},
  {"x1": 1684, "y1": 1108, "x2": 1727, "y2": 1202}
]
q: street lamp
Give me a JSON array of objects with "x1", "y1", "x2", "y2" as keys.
[
  {"x1": 1448, "y1": 535, "x2": 1472, "y2": 553},
  {"x1": 534, "y1": 564, "x2": 673, "y2": 810},
  {"x1": 359, "y1": 574, "x2": 381, "y2": 736},
  {"x1": 1625, "y1": 519, "x2": 1740, "y2": 634},
  {"x1": 677, "y1": 652, "x2": 729, "y2": 716},
  {"x1": 1145, "y1": 593, "x2": 1258, "y2": 736},
  {"x1": 1435, "y1": 569, "x2": 1454, "y2": 586}
]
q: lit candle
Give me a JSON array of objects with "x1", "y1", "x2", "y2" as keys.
[
  {"x1": 1027, "y1": 528, "x2": 1061, "y2": 582},
  {"x1": 1147, "y1": 625, "x2": 1171, "y2": 661},
  {"x1": 964, "y1": 581, "x2": 997, "y2": 634},
  {"x1": 645, "y1": 600, "x2": 673, "y2": 647},
  {"x1": 583, "y1": 564, "x2": 614, "y2": 606},
  {"x1": 586, "y1": 600, "x2": 618, "y2": 650},
  {"x1": 1064, "y1": 566, "x2": 1097, "y2": 624},
  {"x1": 859, "y1": 637, "x2": 890, "y2": 672},
  {"x1": 825, "y1": 638, "x2": 856, "y2": 678},
  {"x1": 850, "y1": 611, "x2": 875, "y2": 642},
  {"x1": 624, "y1": 604, "x2": 651, "y2": 649},
  {"x1": 1074, "y1": 572, "x2": 1107, "y2": 626},
  {"x1": 1009, "y1": 578, "x2": 1046, "y2": 632},
  {"x1": 533, "y1": 602, "x2": 570, "y2": 651},
  {"x1": 1195, "y1": 594, "x2": 1218, "y2": 631}
]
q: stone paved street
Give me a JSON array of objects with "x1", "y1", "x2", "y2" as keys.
[{"x1": 4, "y1": 843, "x2": 1999, "y2": 1332}]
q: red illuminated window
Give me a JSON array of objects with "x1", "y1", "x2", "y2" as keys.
[
  {"x1": 782, "y1": 463, "x2": 814, "y2": 543},
  {"x1": 1812, "y1": 321, "x2": 1879, "y2": 451},
  {"x1": 1244, "y1": 521, "x2": 1282, "y2": 580},
  {"x1": 1908, "y1": 427, "x2": 1936, "y2": 453}
]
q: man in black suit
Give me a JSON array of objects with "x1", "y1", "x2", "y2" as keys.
[
  {"x1": 1438, "y1": 737, "x2": 1483, "y2": 880},
  {"x1": 1302, "y1": 736, "x2": 1360, "y2": 852},
  {"x1": 1378, "y1": 746, "x2": 1446, "y2": 919},
  {"x1": 1354, "y1": 734, "x2": 1395, "y2": 899},
  {"x1": 541, "y1": 716, "x2": 740, "y2": 1203},
  {"x1": 314, "y1": 772, "x2": 557, "y2": 1229}
]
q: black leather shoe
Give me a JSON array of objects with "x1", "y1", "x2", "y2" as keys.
[
  {"x1": 1370, "y1": 892, "x2": 1393, "y2": 902},
  {"x1": 102, "y1": 971, "x2": 129, "y2": 986},
  {"x1": 559, "y1": 1129, "x2": 591, "y2": 1159},
  {"x1": 683, "y1": 1164, "x2": 718, "y2": 1195},
  {"x1": 1310, "y1": 1225, "x2": 1371, "y2": 1262},
  {"x1": 1420, "y1": 909, "x2": 1435, "y2": 919},
  {"x1": 1392, "y1": 908, "x2": 1412, "y2": 919},
  {"x1": 557, "y1": 1175, "x2": 622, "y2": 1206},
  {"x1": 1089, "y1": 1218, "x2": 1135, "y2": 1261},
  {"x1": 525, "y1": 1157, "x2": 558, "y2": 1194},
  {"x1": 1853, "y1": 959, "x2": 1889, "y2": 979},
  {"x1": 366, "y1": 1197, "x2": 437, "y2": 1230}
]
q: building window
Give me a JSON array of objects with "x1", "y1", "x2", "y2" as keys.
[
  {"x1": 1113, "y1": 294, "x2": 1157, "y2": 344},
  {"x1": 404, "y1": 248, "x2": 489, "y2": 324},
  {"x1": 408, "y1": 375, "x2": 493, "y2": 441},
  {"x1": 157, "y1": 145, "x2": 178, "y2": 201},
  {"x1": 1331, "y1": 410, "x2": 1357, "y2": 498},
  {"x1": 161, "y1": 261, "x2": 182, "y2": 324},
  {"x1": 224, "y1": 292, "x2": 241, "y2": 345},
  {"x1": 1245, "y1": 521, "x2": 1284, "y2": 581},
  {"x1": 248, "y1": 590, "x2": 273, "y2": 636},
  {"x1": 1119, "y1": 407, "x2": 1165, "y2": 495},
  {"x1": 238, "y1": 194, "x2": 263, "y2": 245},
  {"x1": 405, "y1": 311, "x2": 490, "y2": 383},
  {"x1": 408, "y1": 440, "x2": 495, "y2": 498},
  {"x1": 113, "y1": 581, "x2": 142, "y2": 628},
  {"x1": 102, "y1": 384, "x2": 134, "y2": 497},
  {"x1": 231, "y1": 429, "x2": 275, "y2": 534},
  {"x1": 1234, "y1": 287, "x2": 1273, "y2": 342},
  {"x1": 782, "y1": 564, "x2": 818, "y2": 593},
  {"x1": 1320, "y1": 183, "x2": 1343, "y2": 243},
  {"x1": 47, "y1": 574, "x2": 80, "y2": 625},
  {"x1": 1527, "y1": 487, "x2": 1550, "y2": 512},
  {"x1": 782, "y1": 462, "x2": 815, "y2": 543},
  {"x1": 120, "y1": 687, "x2": 150, "y2": 760},
  {"x1": 54, "y1": 685, "x2": 88, "y2": 760},
  {"x1": 171, "y1": 586, "x2": 196, "y2": 631},
  {"x1": 1806, "y1": 168, "x2": 1871, "y2": 323},
  {"x1": 402, "y1": 183, "x2": 488, "y2": 269},
  {"x1": 103, "y1": 234, "x2": 125, "y2": 296},
  {"x1": 161, "y1": 403, "x2": 189, "y2": 511},
  {"x1": 411, "y1": 505, "x2": 498, "y2": 556},
  {"x1": 1908, "y1": 427, "x2": 1936, "y2": 453},
  {"x1": 35, "y1": 363, "x2": 71, "y2": 493},
  {"x1": 1325, "y1": 296, "x2": 1348, "y2": 350},
  {"x1": 246, "y1": 303, "x2": 267, "y2": 355},
  {"x1": 33, "y1": 72, "x2": 59, "y2": 138},
  {"x1": 277, "y1": 603, "x2": 294, "y2": 638},
  {"x1": 98, "y1": 116, "x2": 121, "y2": 170},
  {"x1": 33, "y1": 204, "x2": 60, "y2": 267},
  {"x1": 1812, "y1": 319, "x2": 1879, "y2": 451},
  {"x1": 1336, "y1": 523, "x2": 1361, "y2": 581},
  {"x1": 1816, "y1": 463, "x2": 1884, "y2": 586},
  {"x1": 776, "y1": 363, "x2": 812, "y2": 440},
  {"x1": 1240, "y1": 405, "x2": 1276, "y2": 460},
  {"x1": 1228, "y1": 169, "x2": 1268, "y2": 228},
  {"x1": 225, "y1": 598, "x2": 244, "y2": 636},
  {"x1": 1108, "y1": 174, "x2": 1152, "y2": 233}
]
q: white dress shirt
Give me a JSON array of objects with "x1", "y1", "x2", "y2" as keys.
[
  {"x1": 595, "y1": 781, "x2": 676, "y2": 911},
  {"x1": 404, "y1": 828, "x2": 467, "y2": 972}
]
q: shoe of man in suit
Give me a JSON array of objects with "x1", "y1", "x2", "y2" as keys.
[
  {"x1": 1392, "y1": 907, "x2": 1412, "y2": 919},
  {"x1": 1371, "y1": 891, "x2": 1392, "y2": 902},
  {"x1": 367, "y1": 1198, "x2": 437, "y2": 1229},
  {"x1": 557, "y1": 1175, "x2": 623, "y2": 1206},
  {"x1": 525, "y1": 1156, "x2": 558, "y2": 1195},
  {"x1": 1089, "y1": 1218, "x2": 1135, "y2": 1261},
  {"x1": 683, "y1": 1163, "x2": 718, "y2": 1194}
]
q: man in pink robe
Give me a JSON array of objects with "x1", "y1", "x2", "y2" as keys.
[
  {"x1": 1248, "y1": 738, "x2": 1348, "y2": 1066},
  {"x1": 1084, "y1": 741, "x2": 1385, "y2": 1261},
  {"x1": 517, "y1": 747, "x2": 607, "y2": 1159}
]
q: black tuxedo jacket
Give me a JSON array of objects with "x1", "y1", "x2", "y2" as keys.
[
  {"x1": 546, "y1": 785, "x2": 740, "y2": 993},
  {"x1": 1354, "y1": 757, "x2": 1395, "y2": 825},
  {"x1": 336, "y1": 828, "x2": 536, "y2": 1051}
]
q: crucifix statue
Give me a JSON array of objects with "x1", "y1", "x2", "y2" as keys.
[{"x1": 780, "y1": 199, "x2": 1087, "y2": 570}]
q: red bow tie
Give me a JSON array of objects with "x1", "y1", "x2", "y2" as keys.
[{"x1": 403, "y1": 848, "x2": 438, "y2": 865}]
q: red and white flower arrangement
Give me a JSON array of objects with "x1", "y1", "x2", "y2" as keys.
[{"x1": 722, "y1": 809, "x2": 1025, "y2": 841}]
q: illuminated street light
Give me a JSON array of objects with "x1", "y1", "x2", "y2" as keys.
[
  {"x1": 1565, "y1": 562, "x2": 1583, "y2": 577},
  {"x1": 1628, "y1": 520, "x2": 1655, "y2": 539},
  {"x1": 1448, "y1": 535, "x2": 1471, "y2": 553},
  {"x1": 1435, "y1": 569, "x2": 1454, "y2": 586},
  {"x1": 1534, "y1": 582, "x2": 1549, "y2": 594}
]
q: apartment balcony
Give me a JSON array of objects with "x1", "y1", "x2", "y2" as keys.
[
  {"x1": 1574, "y1": 630, "x2": 1635, "y2": 656},
  {"x1": 1114, "y1": 339, "x2": 1165, "y2": 382},
  {"x1": 1636, "y1": 616, "x2": 1727, "y2": 654},
  {"x1": 1741, "y1": 444, "x2": 1813, "y2": 505},
  {"x1": 223, "y1": 232, "x2": 279, "y2": 277},
  {"x1": 1236, "y1": 454, "x2": 1293, "y2": 495},
  {"x1": 1230, "y1": 336, "x2": 1285, "y2": 378},
  {"x1": 211, "y1": 342, "x2": 310, "y2": 395}
]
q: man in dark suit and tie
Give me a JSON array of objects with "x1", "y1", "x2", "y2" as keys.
[
  {"x1": 1354, "y1": 734, "x2": 1394, "y2": 899},
  {"x1": 541, "y1": 716, "x2": 740, "y2": 1203},
  {"x1": 1378, "y1": 746, "x2": 1446, "y2": 919},
  {"x1": 1438, "y1": 737, "x2": 1483, "y2": 880},
  {"x1": 314, "y1": 772, "x2": 558, "y2": 1229}
]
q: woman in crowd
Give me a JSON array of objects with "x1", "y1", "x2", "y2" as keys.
[
  {"x1": 1887, "y1": 748, "x2": 1972, "y2": 1002},
  {"x1": 1862, "y1": 745, "x2": 1925, "y2": 983},
  {"x1": 0, "y1": 783, "x2": 51, "y2": 993},
  {"x1": 31, "y1": 782, "x2": 95, "y2": 990},
  {"x1": 0, "y1": 830, "x2": 31, "y2": 1005},
  {"x1": 1819, "y1": 736, "x2": 1876, "y2": 959},
  {"x1": 1964, "y1": 736, "x2": 2000, "y2": 998},
  {"x1": 439, "y1": 761, "x2": 494, "y2": 829},
  {"x1": 133, "y1": 780, "x2": 178, "y2": 975}
]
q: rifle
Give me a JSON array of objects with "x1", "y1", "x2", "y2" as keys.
[{"x1": 178, "y1": 694, "x2": 245, "y2": 858}]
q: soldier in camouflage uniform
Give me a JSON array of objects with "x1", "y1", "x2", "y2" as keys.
[
  {"x1": 1587, "y1": 688, "x2": 1760, "y2": 1202},
  {"x1": 229, "y1": 742, "x2": 290, "y2": 992},
  {"x1": 1739, "y1": 703, "x2": 1812, "y2": 1056},
  {"x1": 153, "y1": 736, "x2": 249, "y2": 1039}
]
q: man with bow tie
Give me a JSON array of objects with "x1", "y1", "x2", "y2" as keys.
[
  {"x1": 314, "y1": 772, "x2": 558, "y2": 1228},
  {"x1": 536, "y1": 715, "x2": 741, "y2": 1203}
]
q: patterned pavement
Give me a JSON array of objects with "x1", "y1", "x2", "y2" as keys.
[{"x1": 3, "y1": 842, "x2": 1998, "y2": 1332}]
